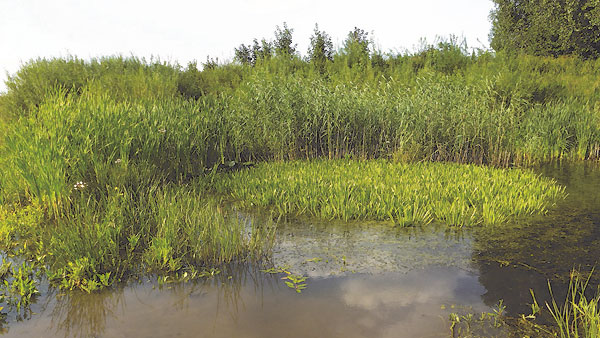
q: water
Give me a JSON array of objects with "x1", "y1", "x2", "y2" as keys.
[{"x1": 1, "y1": 162, "x2": 599, "y2": 337}]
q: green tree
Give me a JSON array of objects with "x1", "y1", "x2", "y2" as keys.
[
  {"x1": 234, "y1": 44, "x2": 253, "y2": 65},
  {"x1": 490, "y1": 0, "x2": 600, "y2": 59},
  {"x1": 274, "y1": 22, "x2": 297, "y2": 57},
  {"x1": 234, "y1": 39, "x2": 273, "y2": 66},
  {"x1": 307, "y1": 24, "x2": 334, "y2": 74},
  {"x1": 341, "y1": 27, "x2": 371, "y2": 67}
]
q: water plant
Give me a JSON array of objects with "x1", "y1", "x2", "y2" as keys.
[
  {"x1": 545, "y1": 270, "x2": 600, "y2": 338},
  {"x1": 0, "y1": 32, "x2": 595, "y2": 300},
  {"x1": 0, "y1": 261, "x2": 39, "y2": 313},
  {"x1": 216, "y1": 159, "x2": 565, "y2": 227},
  {"x1": 261, "y1": 265, "x2": 308, "y2": 293}
]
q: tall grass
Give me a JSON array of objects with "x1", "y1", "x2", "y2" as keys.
[
  {"x1": 0, "y1": 86, "x2": 275, "y2": 291},
  {"x1": 2, "y1": 53, "x2": 599, "y2": 164},
  {"x1": 1, "y1": 55, "x2": 179, "y2": 118},
  {"x1": 532, "y1": 270, "x2": 600, "y2": 338},
  {"x1": 214, "y1": 160, "x2": 565, "y2": 226}
]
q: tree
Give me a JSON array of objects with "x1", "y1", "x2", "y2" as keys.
[
  {"x1": 342, "y1": 27, "x2": 371, "y2": 67},
  {"x1": 490, "y1": 0, "x2": 600, "y2": 59},
  {"x1": 234, "y1": 44, "x2": 253, "y2": 65},
  {"x1": 234, "y1": 39, "x2": 273, "y2": 66},
  {"x1": 307, "y1": 24, "x2": 334, "y2": 74},
  {"x1": 253, "y1": 38, "x2": 274, "y2": 61},
  {"x1": 274, "y1": 22, "x2": 297, "y2": 57}
]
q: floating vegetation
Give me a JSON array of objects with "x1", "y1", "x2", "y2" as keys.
[
  {"x1": 448, "y1": 301, "x2": 507, "y2": 337},
  {"x1": 217, "y1": 160, "x2": 566, "y2": 227},
  {"x1": 262, "y1": 265, "x2": 308, "y2": 293}
]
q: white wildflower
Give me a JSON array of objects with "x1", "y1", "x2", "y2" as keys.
[{"x1": 73, "y1": 181, "x2": 87, "y2": 190}]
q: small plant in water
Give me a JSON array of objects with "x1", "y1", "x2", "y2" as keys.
[
  {"x1": 545, "y1": 269, "x2": 600, "y2": 338},
  {"x1": 0, "y1": 261, "x2": 39, "y2": 313},
  {"x1": 261, "y1": 265, "x2": 308, "y2": 293},
  {"x1": 281, "y1": 272, "x2": 307, "y2": 293},
  {"x1": 448, "y1": 301, "x2": 507, "y2": 337}
]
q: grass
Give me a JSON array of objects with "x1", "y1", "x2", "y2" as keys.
[
  {"x1": 0, "y1": 189, "x2": 274, "y2": 293},
  {"x1": 214, "y1": 159, "x2": 565, "y2": 226},
  {"x1": 545, "y1": 270, "x2": 600, "y2": 338}
]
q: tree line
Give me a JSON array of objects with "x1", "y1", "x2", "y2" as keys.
[{"x1": 490, "y1": 0, "x2": 600, "y2": 59}]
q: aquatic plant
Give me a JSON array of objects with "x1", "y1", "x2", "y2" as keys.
[
  {"x1": 448, "y1": 301, "x2": 506, "y2": 337},
  {"x1": 0, "y1": 41, "x2": 596, "y2": 294},
  {"x1": 0, "y1": 187, "x2": 275, "y2": 293},
  {"x1": 262, "y1": 265, "x2": 308, "y2": 293},
  {"x1": 0, "y1": 261, "x2": 39, "y2": 313},
  {"x1": 216, "y1": 160, "x2": 565, "y2": 226},
  {"x1": 545, "y1": 270, "x2": 600, "y2": 338}
]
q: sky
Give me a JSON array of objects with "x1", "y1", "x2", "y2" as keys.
[{"x1": 0, "y1": 0, "x2": 495, "y2": 93}]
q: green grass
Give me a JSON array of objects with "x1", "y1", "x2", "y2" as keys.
[
  {"x1": 0, "y1": 188, "x2": 274, "y2": 293},
  {"x1": 2, "y1": 54, "x2": 600, "y2": 165},
  {"x1": 545, "y1": 271, "x2": 600, "y2": 338},
  {"x1": 215, "y1": 159, "x2": 565, "y2": 226}
]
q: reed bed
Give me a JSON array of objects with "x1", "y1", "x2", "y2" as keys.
[
  {"x1": 2, "y1": 55, "x2": 600, "y2": 166},
  {"x1": 215, "y1": 160, "x2": 565, "y2": 226}
]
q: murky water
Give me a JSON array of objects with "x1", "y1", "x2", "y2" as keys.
[{"x1": 1, "y1": 162, "x2": 599, "y2": 337}]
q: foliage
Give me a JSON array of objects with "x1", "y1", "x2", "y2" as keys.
[
  {"x1": 307, "y1": 24, "x2": 334, "y2": 74},
  {"x1": 215, "y1": 160, "x2": 565, "y2": 226},
  {"x1": 177, "y1": 61, "x2": 245, "y2": 100},
  {"x1": 0, "y1": 90, "x2": 276, "y2": 292},
  {"x1": 262, "y1": 265, "x2": 308, "y2": 293},
  {"x1": 0, "y1": 56, "x2": 179, "y2": 118},
  {"x1": 0, "y1": 23, "x2": 599, "y2": 295},
  {"x1": 546, "y1": 270, "x2": 600, "y2": 338},
  {"x1": 0, "y1": 261, "x2": 39, "y2": 313},
  {"x1": 490, "y1": 0, "x2": 600, "y2": 59},
  {"x1": 340, "y1": 27, "x2": 371, "y2": 68},
  {"x1": 274, "y1": 22, "x2": 297, "y2": 57}
]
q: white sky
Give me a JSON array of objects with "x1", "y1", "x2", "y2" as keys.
[{"x1": 0, "y1": 0, "x2": 495, "y2": 93}]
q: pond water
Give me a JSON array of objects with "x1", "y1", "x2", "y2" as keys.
[{"x1": 1, "y1": 162, "x2": 599, "y2": 337}]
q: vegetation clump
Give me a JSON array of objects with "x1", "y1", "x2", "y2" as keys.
[
  {"x1": 490, "y1": 0, "x2": 600, "y2": 59},
  {"x1": 215, "y1": 160, "x2": 565, "y2": 227}
]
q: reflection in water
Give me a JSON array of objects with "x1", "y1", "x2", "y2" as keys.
[
  {"x1": 50, "y1": 288, "x2": 125, "y2": 338},
  {"x1": 273, "y1": 219, "x2": 474, "y2": 277},
  {"x1": 472, "y1": 162, "x2": 600, "y2": 316},
  {"x1": 3, "y1": 267, "x2": 489, "y2": 338}
]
